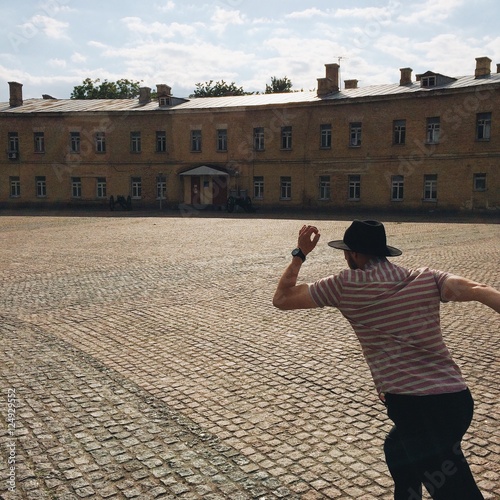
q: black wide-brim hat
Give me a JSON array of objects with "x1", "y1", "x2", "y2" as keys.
[{"x1": 328, "y1": 220, "x2": 402, "y2": 257}]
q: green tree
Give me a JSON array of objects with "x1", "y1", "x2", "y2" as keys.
[
  {"x1": 70, "y1": 78, "x2": 142, "y2": 99},
  {"x1": 190, "y1": 80, "x2": 249, "y2": 98},
  {"x1": 265, "y1": 76, "x2": 293, "y2": 94}
]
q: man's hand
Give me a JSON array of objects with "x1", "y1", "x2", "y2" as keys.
[{"x1": 297, "y1": 225, "x2": 321, "y2": 256}]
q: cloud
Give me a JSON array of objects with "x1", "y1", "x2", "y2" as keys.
[
  {"x1": 71, "y1": 52, "x2": 87, "y2": 64},
  {"x1": 48, "y1": 58, "x2": 67, "y2": 68},
  {"x1": 121, "y1": 17, "x2": 197, "y2": 39},
  {"x1": 285, "y1": 8, "x2": 326, "y2": 19},
  {"x1": 156, "y1": 0, "x2": 175, "y2": 12},
  {"x1": 210, "y1": 6, "x2": 245, "y2": 36},
  {"x1": 19, "y1": 15, "x2": 69, "y2": 39},
  {"x1": 397, "y1": 0, "x2": 466, "y2": 24}
]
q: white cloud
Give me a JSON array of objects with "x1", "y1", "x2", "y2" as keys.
[
  {"x1": 20, "y1": 15, "x2": 69, "y2": 39},
  {"x1": 397, "y1": 0, "x2": 466, "y2": 25},
  {"x1": 71, "y1": 52, "x2": 87, "y2": 64},
  {"x1": 285, "y1": 8, "x2": 326, "y2": 20},
  {"x1": 210, "y1": 6, "x2": 245, "y2": 36},
  {"x1": 48, "y1": 58, "x2": 66, "y2": 68},
  {"x1": 121, "y1": 17, "x2": 198, "y2": 39},
  {"x1": 156, "y1": 0, "x2": 175, "y2": 12}
]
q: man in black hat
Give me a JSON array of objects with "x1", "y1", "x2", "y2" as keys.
[{"x1": 273, "y1": 221, "x2": 499, "y2": 500}]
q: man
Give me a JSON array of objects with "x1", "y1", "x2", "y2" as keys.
[{"x1": 273, "y1": 220, "x2": 500, "y2": 500}]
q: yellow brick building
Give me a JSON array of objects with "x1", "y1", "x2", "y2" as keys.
[{"x1": 1, "y1": 57, "x2": 499, "y2": 214}]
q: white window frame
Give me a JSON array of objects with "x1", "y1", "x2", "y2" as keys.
[
  {"x1": 253, "y1": 176, "x2": 264, "y2": 199},
  {"x1": 391, "y1": 175, "x2": 404, "y2": 201},
  {"x1": 10, "y1": 177, "x2": 20, "y2": 197},
  {"x1": 423, "y1": 174, "x2": 437, "y2": 201},
  {"x1": 71, "y1": 177, "x2": 82, "y2": 198},
  {"x1": 319, "y1": 176, "x2": 331, "y2": 200},
  {"x1": 96, "y1": 177, "x2": 107, "y2": 198},
  {"x1": 254, "y1": 127, "x2": 265, "y2": 151},
  {"x1": 349, "y1": 123, "x2": 362, "y2": 147},
  {"x1": 131, "y1": 177, "x2": 142, "y2": 199},
  {"x1": 348, "y1": 175, "x2": 360, "y2": 200},
  {"x1": 280, "y1": 176, "x2": 291, "y2": 200}
]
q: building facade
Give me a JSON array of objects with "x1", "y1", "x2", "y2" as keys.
[{"x1": 1, "y1": 57, "x2": 499, "y2": 213}]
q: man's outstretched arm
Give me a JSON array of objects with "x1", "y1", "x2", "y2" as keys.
[
  {"x1": 273, "y1": 225, "x2": 321, "y2": 310},
  {"x1": 442, "y1": 275, "x2": 500, "y2": 313}
]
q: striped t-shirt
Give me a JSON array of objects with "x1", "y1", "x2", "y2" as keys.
[{"x1": 308, "y1": 258, "x2": 467, "y2": 396}]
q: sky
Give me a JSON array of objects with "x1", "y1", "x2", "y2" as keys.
[{"x1": 1, "y1": 0, "x2": 499, "y2": 102}]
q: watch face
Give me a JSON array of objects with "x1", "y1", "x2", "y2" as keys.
[{"x1": 292, "y1": 249, "x2": 300, "y2": 256}]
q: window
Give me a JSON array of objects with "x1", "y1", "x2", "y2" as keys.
[
  {"x1": 131, "y1": 132, "x2": 141, "y2": 153},
  {"x1": 393, "y1": 120, "x2": 406, "y2": 145},
  {"x1": 421, "y1": 76, "x2": 436, "y2": 87},
  {"x1": 426, "y1": 117, "x2": 440, "y2": 144},
  {"x1": 70, "y1": 132, "x2": 80, "y2": 153},
  {"x1": 10, "y1": 177, "x2": 20, "y2": 197},
  {"x1": 159, "y1": 97, "x2": 170, "y2": 106},
  {"x1": 8, "y1": 132, "x2": 19, "y2": 157},
  {"x1": 320, "y1": 124, "x2": 332, "y2": 149},
  {"x1": 349, "y1": 122, "x2": 362, "y2": 146},
  {"x1": 473, "y1": 173, "x2": 486, "y2": 191},
  {"x1": 391, "y1": 175, "x2": 404, "y2": 201},
  {"x1": 95, "y1": 132, "x2": 106, "y2": 153},
  {"x1": 476, "y1": 113, "x2": 491, "y2": 141},
  {"x1": 96, "y1": 177, "x2": 107, "y2": 198},
  {"x1": 157, "y1": 175, "x2": 166, "y2": 199},
  {"x1": 36, "y1": 176, "x2": 47, "y2": 197},
  {"x1": 348, "y1": 175, "x2": 360, "y2": 200},
  {"x1": 34, "y1": 132, "x2": 45, "y2": 153},
  {"x1": 71, "y1": 177, "x2": 82, "y2": 198},
  {"x1": 253, "y1": 176, "x2": 264, "y2": 199},
  {"x1": 156, "y1": 131, "x2": 166, "y2": 152},
  {"x1": 191, "y1": 130, "x2": 202, "y2": 152},
  {"x1": 280, "y1": 176, "x2": 291, "y2": 200},
  {"x1": 319, "y1": 176, "x2": 331, "y2": 200},
  {"x1": 281, "y1": 126, "x2": 292, "y2": 150},
  {"x1": 217, "y1": 129, "x2": 227, "y2": 151},
  {"x1": 423, "y1": 174, "x2": 437, "y2": 201},
  {"x1": 254, "y1": 127, "x2": 265, "y2": 151},
  {"x1": 131, "y1": 177, "x2": 142, "y2": 199}
]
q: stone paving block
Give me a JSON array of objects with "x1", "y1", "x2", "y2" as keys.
[{"x1": 0, "y1": 215, "x2": 498, "y2": 499}]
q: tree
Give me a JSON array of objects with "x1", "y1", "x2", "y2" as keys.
[
  {"x1": 190, "y1": 80, "x2": 249, "y2": 98},
  {"x1": 70, "y1": 78, "x2": 142, "y2": 99},
  {"x1": 265, "y1": 76, "x2": 293, "y2": 94}
]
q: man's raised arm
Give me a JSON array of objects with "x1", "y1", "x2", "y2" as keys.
[{"x1": 272, "y1": 225, "x2": 321, "y2": 310}]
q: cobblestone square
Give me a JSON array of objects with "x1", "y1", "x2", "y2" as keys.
[{"x1": 0, "y1": 213, "x2": 498, "y2": 499}]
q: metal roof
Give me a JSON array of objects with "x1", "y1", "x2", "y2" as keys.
[{"x1": 1, "y1": 73, "x2": 499, "y2": 114}]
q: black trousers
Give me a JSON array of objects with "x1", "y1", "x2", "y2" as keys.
[{"x1": 384, "y1": 389, "x2": 484, "y2": 500}]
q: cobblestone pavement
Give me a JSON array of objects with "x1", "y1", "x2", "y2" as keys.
[{"x1": 0, "y1": 213, "x2": 498, "y2": 499}]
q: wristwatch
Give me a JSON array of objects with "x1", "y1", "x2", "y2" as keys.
[{"x1": 291, "y1": 248, "x2": 306, "y2": 262}]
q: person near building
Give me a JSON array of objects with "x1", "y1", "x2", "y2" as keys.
[{"x1": 273, "y1": 220, "x2": 500, "y2": 500}]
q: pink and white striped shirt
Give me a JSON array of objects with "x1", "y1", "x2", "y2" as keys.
[{"x1": 308, "y1": 258, "x2": 467, "y2": 396}]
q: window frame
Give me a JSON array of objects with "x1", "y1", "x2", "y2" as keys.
[
  {"x1": 349, "y1": 122, "x2": 362, "y2": 147},
  {"x1": 319, "y1": 175, "x2": 331, "y2": 200},
  {"x1": 96, "y1": 177, "x2": 107, "y2": 198},
  {"x1": 10, "y1": 176, "x2": 20, "y2": 198},
  {"x1": 70, "y1": 132, "x2": 81, "y2": 153},
  {"x1": 34, "y1": 132, "x2": 45, "y2": 153},
  {"x1": 131, "y1": 176, "x2": 142, "y2": 199},
  {"x1": 36, "y1": 176, "x2": 47, "y2": 197},
  {"x1": 320, "y1": 124, "x2": 332, "y2": 149},
  {"x1": 216, "y1": 128, "x2": 228, "y2": 152},
  {"x1": 156, "y1": 131, "x2": 166, "y2": 153},
  {"x1": 130, "y1": 131, "x2": 141, "y2": 153},
  {"x1": 391, "y1": 175, "x2": 404, "y2": 201},
  {"x1": 191, "y1": 130, "x2": 202, "y2": 152},
  {"x1": 348, "y1": 174, "x2": 361, "y2": 201},
  {"x1": 393, "y1": 120, "x2": 406, "y2": 145},
  {"x1": 280, "y1": 176, "x2": 292, "y2": 200},
  {"x1": 426, "y1": 117, "x2": 440, "y2": 144},
  {"x1": 253, "y1": 176, "x2": 264, "y2": 200},
  {"x1": 476, "y1": 112, "x2": 491, "y2": 141},
  {"x1": 71, "y1": 177, "x2": 82, "y2": 198},
  {"x1": 473, "y1": 173, "x2": 486, "y2": 192},
  {"x1": 281, "y1": 126, "x2": 292, "y2": 150},
  {"x1": 423, "y1": 174, "x2": 438, "y2": 201},
  {"x1": 253, "y1": 127, "x2": 265, "y2": 151}
]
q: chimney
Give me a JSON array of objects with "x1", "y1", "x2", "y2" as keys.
[
  {"x1": 344, "y1": 79, "x2": 358, "y2": 89},
  {"x1": 156, "y1": 84, "x2": 172, "y2": 97},
  {"x1": 399, "y1": 67, "x2": 413, "y2": 86},
  {"x1": 475, "y1": 56, "x2": 491, "y2": 78},
  {"x1": 138, "y1": 86, "x2": 151, "y2": 105},
  {"x1": 317, "y1": 63, "x2": 340, "y2": 96},
  {"x1": 8, "y1": 82, "x2": 23, "y2": 107}
]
